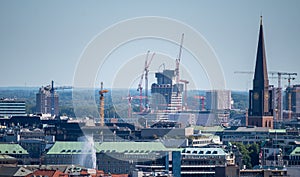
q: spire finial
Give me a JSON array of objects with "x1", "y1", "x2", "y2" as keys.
[{"x1": 260, "y1": 16, "x2": 263, "y2": 25}]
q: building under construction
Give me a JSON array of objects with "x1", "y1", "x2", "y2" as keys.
[
  {"x1": 36, "y1": 83, "x2": 59, "y2": 116},
  {"x1": 284, "y1": 84, "x2": 300, "y2": 119},
  {"x1": 151, "y1": 69, "x2": 184, "y2": 113}
]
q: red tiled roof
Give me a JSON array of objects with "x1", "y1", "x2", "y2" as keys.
[{"x1": 25, "y1": 169, "x2": 67, "y2": 177}]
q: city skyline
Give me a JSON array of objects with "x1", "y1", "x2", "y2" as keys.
[{"x1": 1, "y1": 0, "x2": 300, "y2": 91}]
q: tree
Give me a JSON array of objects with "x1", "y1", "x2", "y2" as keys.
[{"x1": 232, "y1": 142, "x2": 260, "y2": 169}]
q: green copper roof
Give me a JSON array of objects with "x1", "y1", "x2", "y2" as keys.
[
  {"x1": 290, "y1": 147, "x2": 300, "y2": 156},
  {"x1": 269, "y1": 129, "x2": 286, "y2": 133},
  {"x1": 47, "y1": 141, "x2": 100, "y2": 155},
  {"x1": 97, "y1": 142, "x2": 171, "y2": 153},
  {"x1": 0, "y1": 144, "x2": 28, "y2": 155},
  {"x1": 47, "y1": 141, "x2": 177, "y2": 155}
]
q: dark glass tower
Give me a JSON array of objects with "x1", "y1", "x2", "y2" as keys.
[{"x1": 248, "y1": 17, "x2": 273, "y2": 128}]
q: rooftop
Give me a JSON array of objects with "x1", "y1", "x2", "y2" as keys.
[
  {"x1": 97, "y1": 142, "x2": 172, "y2": 153},
  {"x1": 225, "y1": 126, "x2": 269, "y2": 132},
  {"x1": 182, "y1": 147, "x2": 226, "y2": 156},
  {"x1": 46, "y1": 141, "x2": 100, "y2": 155},
  {"x1": 47, "y1": 141, "x2": 175, "y2": 155},
  {"x1": 290, "y1": 147, "x2": 300, "y2": 156},
  {"x1": 0, "y1": 143, "x2": 29, "y2": 155}
]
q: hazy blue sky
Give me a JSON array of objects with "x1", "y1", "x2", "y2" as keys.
[{"x1": 1, "y1": 0, "x2": 300, "y2": 91}]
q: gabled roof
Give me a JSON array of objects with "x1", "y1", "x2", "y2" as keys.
[
  {"x1": 46, "y1": 141, "x2": 100, "y2": 155},
  {"x1": 47, "y1": 141, "x2": 176, "y2": 155},
  {"x1": 26, "y1": 169, "x2": 66, "y2": 177},
  {"x1": 290, "y1": 147, "x2": 300, "y2": 156},
  {"x1": 0, "y1": 143, "x2": 29, "y2": 155},
  {"x1": 0, "y1": 166, "x2": 32, "y2": 177}
]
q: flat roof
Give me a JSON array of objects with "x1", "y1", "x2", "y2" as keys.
[{"x1": 182, "y1": 147, "x2": 226, "y2": 156}]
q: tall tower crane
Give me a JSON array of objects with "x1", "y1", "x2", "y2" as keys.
[
  {"x1": 175, "y1": 33, "x2": 184, "y2": 85},
  {"x1": 99, "y1": 82, "x2": 108, "y2": 126},
  {"x1": 137, "y1": 51, "x2": 155, "y2": 112}
]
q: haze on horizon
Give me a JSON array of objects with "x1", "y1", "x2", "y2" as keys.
[{"x1": 1, "y1": 0, "x2": 300, "y2": 91}]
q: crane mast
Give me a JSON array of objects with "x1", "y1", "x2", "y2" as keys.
[
  {"x1": 145, "y1": 52, "x2": 155, "y2": 109},
  {"x1": 175, "y1": 33, "x2": 184, "y2": 84},
  {"x1": 137, "y1": 50, "x2": 155, "y2": 112},
  {"x1": 99, "y1": 82, "x2": 108, "y2": 126}
]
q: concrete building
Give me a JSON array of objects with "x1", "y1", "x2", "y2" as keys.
[
  {"x1": 0, "y1": 98, "x2": 26, "y2": 118},
  {"x1": 222, "y1": 126, "x2": 269, "y2": 144},
  {"x1": 206, "y1": 90, "x2": 231, "y2": 110},
  {"x1": 248, "y1": 17, "x2": 274, "y2": 129},
  {"x1": 178, "y1": 147, "x2": 234, "y2": 177},
  {"x1": 36, "y1": 82, "x2": 59, "y2": 116},
  {"x1": 151, "y1": 69, "x2": 183, "y2": 113},
  {"x1": 285, "y1": 85, "x2": 300, "y2": 118}
]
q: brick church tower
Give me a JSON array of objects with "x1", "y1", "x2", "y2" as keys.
[{"x1": 248, "y1": 17, "x2": 273, "y2": 129}]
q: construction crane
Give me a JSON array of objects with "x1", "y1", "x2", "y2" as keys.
[
  {"x1": 234, "y1": 71, "x2": 297, "y2": 121},
  {"x1": 123, "y1": 94, "x2": 147, "y2": 117},
  {"x1": 180, "y1": 79, "x2": 189, "y2": 110},
  {"x1": 47, "y1": 80, "x2": 72, "y2": 117},
  {"x1": 144, "y1": 52, "x2": 155, "y2": 109},
  {"x1": 99, "y1": 82, "x2": 108, "y2": 126},
  {"x1": 137, "y1": 51, "x2": 155, "y2": 112},
  {"x1": 175, "y1": 33, "x2": 184, "y2": 85}
]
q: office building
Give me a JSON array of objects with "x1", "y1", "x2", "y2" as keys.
[
  {"x1": 36, "y1": 82, "x2": 59, "y2": 116},
  {"x1": 0, "y1": 98, "x2": 26, "y2": 118},
  {"x1": 248, "y1": 17, "x2": 273, "y2": 129},
  {"x1": 178, "y1": 147, "x2": 234, "y2": 177},
  {"x1": 206, "y1": 90, "x2": 231, "y2": 110}
]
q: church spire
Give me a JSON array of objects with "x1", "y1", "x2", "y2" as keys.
[
  {"x1": 248, "y1": 16, "x2": 273, "y2": 129},
  {"x1": 253, "y1": 16, "x2": 269, "y2": 90}
]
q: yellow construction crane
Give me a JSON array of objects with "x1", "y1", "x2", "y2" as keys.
[{"x1": 99, "y1": 82, "x2": 108, "y2": 126}]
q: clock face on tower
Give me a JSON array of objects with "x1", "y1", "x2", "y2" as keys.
[
  {"x1": 254, "y1": 92, "x2": 259, "y2": 100},
  {"x1": 265, "y1": 93, "x2": 269, "y2": 100}
]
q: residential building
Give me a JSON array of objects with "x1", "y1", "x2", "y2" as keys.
[
  {"x1": 0, "y1": 143, "x2": 30, "y2": 165},
  {"x1": 0, "y1": 98, "x2": 26, "y2": 118}
]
